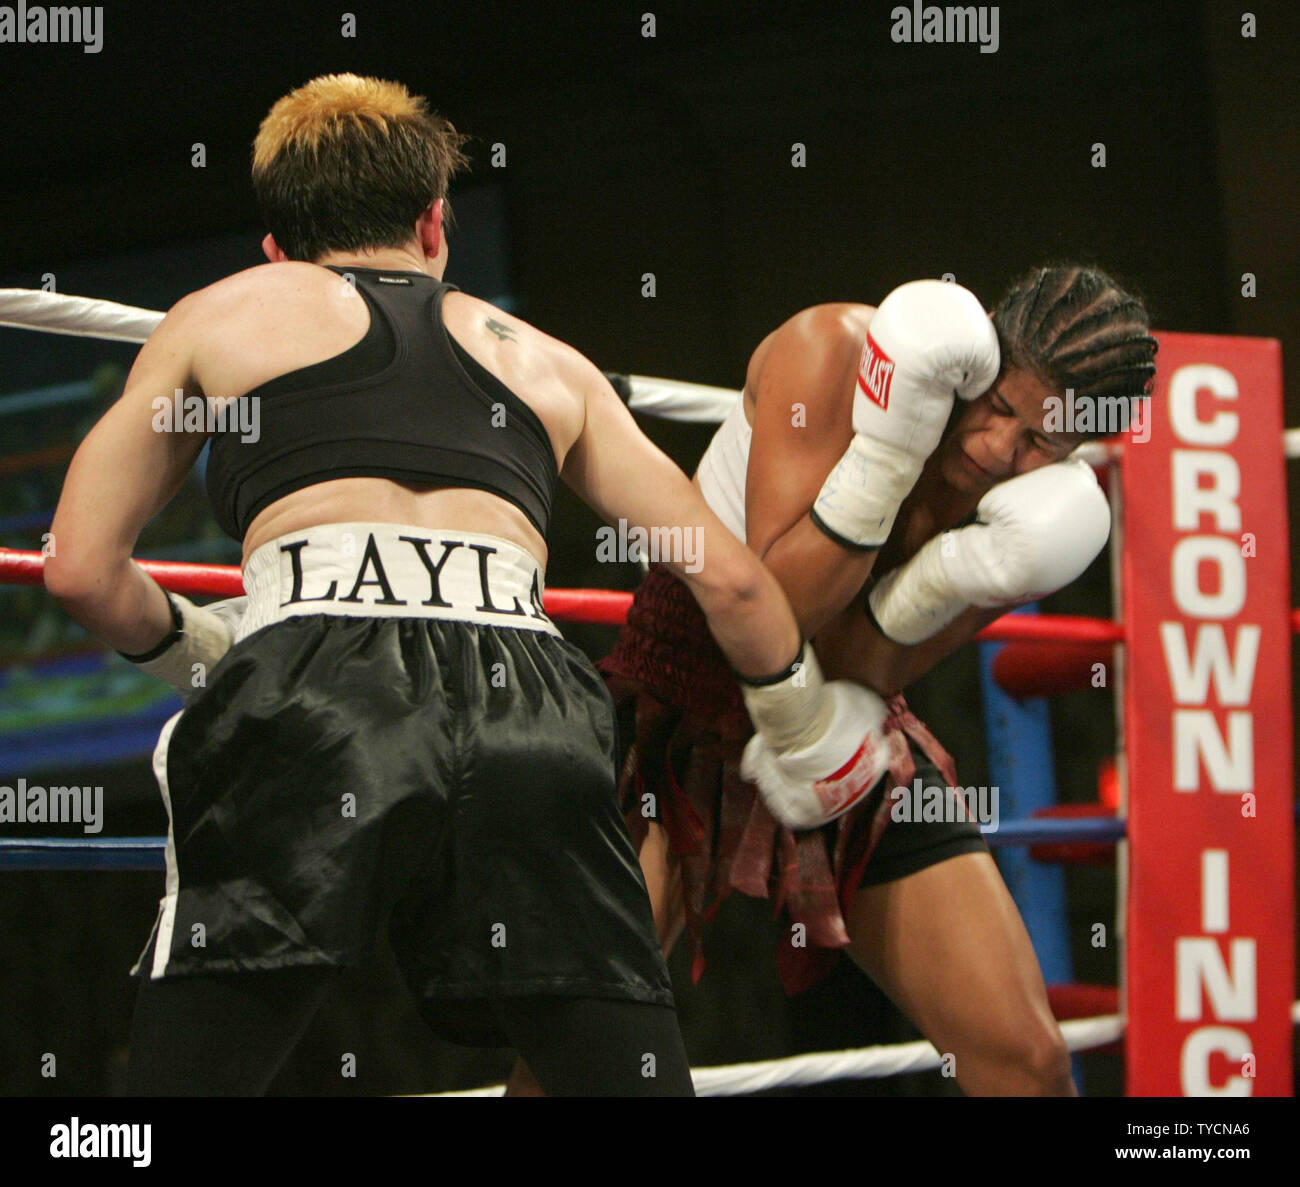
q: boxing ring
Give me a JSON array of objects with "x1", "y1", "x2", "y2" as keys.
[{"x1": 0, "y1": 288, "x2": 1295, "y2": 1096}]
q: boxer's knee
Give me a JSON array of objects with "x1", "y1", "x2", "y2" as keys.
[
  {"x1": 978, "y1": 1019, "x2": 1074, "y2": 1096},
  {"x1": 1019, "y1": 1025, "x2": 1074, "y2": 1095}
]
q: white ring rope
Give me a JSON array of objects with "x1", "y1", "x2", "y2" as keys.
[
  {"x1": 692, "y1": 1012, "x2": 1125, "y2": 1095},
  {"x1": 426, "y1": 1003, "x2": 1300, "y2": 1096},
  {"x1": 0, "y1": 287, "x2": 743, "y2": 421},
  {"x1": 619, "y1": 372, "x2": 739, "y2": 423},
  {"x1": 8, "y1": 287, "x2": 1296, "y2": 454},
  {"x1": 0, "y1": 287, "x2": 164, "y2": 344},
  {"x1": 422, "y1": 1013, "x2": 1125, "y2": 1097}
]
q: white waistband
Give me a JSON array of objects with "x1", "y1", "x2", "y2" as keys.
[{"x1": 237, "y1": 523, "x2": 559, "y2": 640}]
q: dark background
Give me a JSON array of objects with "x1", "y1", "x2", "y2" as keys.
[{"x1": 0, "y1": 0, "x2": 1295, "y2": 1096}]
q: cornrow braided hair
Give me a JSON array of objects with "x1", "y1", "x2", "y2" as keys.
[{"x1": 992, "y1": 264, "x2": 1158, "y2": 421}]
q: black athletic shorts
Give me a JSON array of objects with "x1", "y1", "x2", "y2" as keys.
[
  {"x1": 853, "y1": 736, "x2": 989, "y2": 887},
  {"x1": 134, "y1": 525, "x2": 674, "y2": 1046}
]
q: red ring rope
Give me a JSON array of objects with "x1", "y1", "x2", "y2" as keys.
[
  {"x1": 4, "y1": 546, "x2": 1295, "y2": 641},
  {"x1": 0, "y1": 546, "x2": 1114, "y2": 639}
]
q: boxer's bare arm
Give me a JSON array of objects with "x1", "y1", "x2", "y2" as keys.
[
  {"x1": 560, "y1": 354, "x2": 801, "y2": 679},
  {"x1": 744, "y1": 305, "x2": 882, "y2": 639},
  {"x1": 815, "y1": 599, "x2": 1004, "y2": 696},
  {"x1": 45, "y1": 296, "x2": 210, "y2": 653}
]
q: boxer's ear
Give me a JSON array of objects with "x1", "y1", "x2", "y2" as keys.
[
  {"x1": 262, "y1": 233, "x2": 287, "y2": 263},
  {"x1": 418, "y1": 199, "x2": 444, "y2": 258}
]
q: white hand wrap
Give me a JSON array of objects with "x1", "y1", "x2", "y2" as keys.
[
  {"x1": 738, "y1": 643, "x2": 835, "y2": 752},
  {"x1": 739, "y1": 644, "x2": 892, "y2": 830},
  {"x1": 810, "y1": 435, "x2": 923, "y2": 553},
  {"x1": 868, "y1": 456, "x2": 1112, "y2": 644},
  {"x1": 122, "y1": 591, "x2": 238, "y2": 703}
]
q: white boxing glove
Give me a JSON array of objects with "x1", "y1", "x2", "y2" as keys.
[
  {"x1": 812, "y1": 280, "x2": 1000, "y2": 550},
  {"x1": 738, "y1": 643, "x2": 891, "y2": 830},
  {"x1": 119, "y1": 590, "x2": 239, "y2": 703},
  {"x1": 868, "y1": 456, "x2": 1111, "y2": 645}
]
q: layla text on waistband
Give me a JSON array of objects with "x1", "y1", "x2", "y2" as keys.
[{"x1": 238, "y1": 523, "x2": 560, "y2": 638}]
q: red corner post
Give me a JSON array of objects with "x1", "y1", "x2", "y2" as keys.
[{"x1": 1121, "y1": 333, "x2": 1293, "y2": 1095}]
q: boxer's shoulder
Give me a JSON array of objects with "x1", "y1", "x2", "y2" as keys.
[
  {"x1": 185, "y1": 261, "x2": 337, "y2": 313},
  {"x1": 168, "y1": 263, "x2": 354, "y2": 351},
  {"x1": 441, "y1": 290, "x2": 558, "y2": 364},
  {"x1": 747, "y1": 303, "x2": 875, "y2": 421},
  {"x1": 755, "y1": 301, "x2": 873, "y2": 358},
  {"x1": 441, "y1": 291, "x2": 592, "y2": 447}
]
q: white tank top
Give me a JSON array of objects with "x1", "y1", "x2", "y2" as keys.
[{"x1": 695, "y1": 392, "x2": 752, "y2": 542}]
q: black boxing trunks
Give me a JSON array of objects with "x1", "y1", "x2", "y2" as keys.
[
  {"x1": 132, "y1": 523, "x2": 673, "y2": 1046},
  {"x1": 600, "y1": 564, "x2": 987, "y2": 995}
]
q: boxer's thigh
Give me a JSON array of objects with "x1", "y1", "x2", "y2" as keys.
[{"x1": 845, "y1": 851, "x2": 1071, "y2": 1094}]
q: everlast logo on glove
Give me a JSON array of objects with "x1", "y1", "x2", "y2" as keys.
[{"x1": 857, "y1": 333, "x2": 895, "y2": 411}]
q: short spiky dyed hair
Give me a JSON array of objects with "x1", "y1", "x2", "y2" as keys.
[{"x1": 252, "y1": 74, "x2": 470, "y2": 261}]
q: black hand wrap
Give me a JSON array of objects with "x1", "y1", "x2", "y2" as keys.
[{"x1": 118, "y1": 591, "x2": 184, "y2": 662}]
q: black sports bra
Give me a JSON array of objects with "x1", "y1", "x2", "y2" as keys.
[{"x1": 204, "y1": 266, "x2": 557, "y2": 541}]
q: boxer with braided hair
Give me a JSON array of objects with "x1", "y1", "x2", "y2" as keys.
[
  {"x1": 994, "y1": 264, "x2": 1159, "y2": 407},
  {"x1": 510, "y1": 263, "x2": 1157, "y2": 1097}
]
